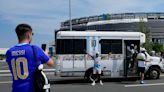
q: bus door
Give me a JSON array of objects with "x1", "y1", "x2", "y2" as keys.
[{"x1": 124, "y1": 40, "x2": 140, "y2": 77}]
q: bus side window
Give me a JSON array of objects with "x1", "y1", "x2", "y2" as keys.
[{"x1": 100, "y1": 39, "x2": 122, "y2": 54}]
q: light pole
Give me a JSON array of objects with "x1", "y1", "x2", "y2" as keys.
[{"x1": 69, "y1": 0, "x2": 72, "y2": 31}]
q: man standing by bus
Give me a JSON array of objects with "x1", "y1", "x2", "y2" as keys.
[
  {"x1": 127, "y1": 44, "x2": 135, "y2": 69},
  {"x1": 87, "y1": 51, "x2": 112, "y2": 86},
  {"x1": 137, "y1": 48, "x2": 148, "y2": 84},
  {"x1": 91, "y1": 52, "x2": 103, "y2": 86},
  {"x1": 6, "y1": 23, "x2": 54, "y2": 92}
]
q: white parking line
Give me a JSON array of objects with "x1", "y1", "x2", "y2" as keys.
[
  {"x1": 0, "y1": 74, "x2": 12, "y2": 77},
  {"x1": 0, "y1": 69, "x2": 55, "y2": 73},
  {"x1": 0, "y1": 72, "x2": 54, "y2": 77},
  {"x1": 0, "y1": 66, "x2": 8, "y2": 69},
  {"x1": 125, "y1": 83, "x2": 164, "y2": 87},
  {"x1": 161, "y1": 74, "x2": 164, "y2": 77},
  {"x1": 0, "y1": 60, "x2": 6, "y2": 63},
  {"x1": 0, "y1": 70, "x2": 54, "y2": 77},
  {"x1": 0, "y1": 81, "x2": 12, "y2": 84},
  {"x1": 0, "y1": 70, "x2": 10, "y2": 73}
]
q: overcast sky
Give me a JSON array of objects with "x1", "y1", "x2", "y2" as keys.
[{"x1": 0, "y1": 0, "x2": 164, "y2": 48}]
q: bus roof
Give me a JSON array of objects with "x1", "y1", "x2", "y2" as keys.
[
  {"x1": 57, "y1": 31, "x2": 144, "y2": 37},
  {"x1": 57, "y1": 31, "x2": 145, "y2": 43}
]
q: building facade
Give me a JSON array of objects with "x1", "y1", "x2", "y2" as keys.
[{"x1": 59, "y1": 12, "x2": 164, "y2": 44}]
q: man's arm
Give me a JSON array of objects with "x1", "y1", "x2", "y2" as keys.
[
  {"x1": 46, "y1": 58, "x2": 54, "y2": 67},
  {"x1": 143, "y1": 53, "x2": 149, "y2": 62},
  {"x1": 44, "y1": 50, "x2": 54, "y2": 67},
  {"x1": 87, "y1": 53, "x2": 94, "y2": 59},
  {"x1": 145, "y1": 59, "x2": 149, "y2": 62},
  {"x1": 101, "y1": 52, "x2": 112, "y2": 59},
  {"x1": 83, "y1": 50, "x2": 94, "y2": 59}
]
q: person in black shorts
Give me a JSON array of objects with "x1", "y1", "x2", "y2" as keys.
[{"x1": 137, "y1": 48, "x2": 148, "y2": 84}]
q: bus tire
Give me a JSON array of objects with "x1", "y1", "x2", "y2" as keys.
[
  {"x1": 148, "y1": 67, "x2": 160, "y2": 79},
  {"x1": 85, "y1": 68, "x2": 99, "y2": 82}
]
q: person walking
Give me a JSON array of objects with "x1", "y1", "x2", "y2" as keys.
[
  {"x1": 137, "y1": 48, "x2": 148, "y2": 84},
  {"x1": 5, "y1": 23, "x2": 54, "y2": 92}
]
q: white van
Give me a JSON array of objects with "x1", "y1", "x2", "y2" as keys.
[
  {"x1": 55, "y1": 31, "x2": 163, "y2": 81},
  {"x1": 144, "y1": 51, "x2": 164, "y2": 79}
]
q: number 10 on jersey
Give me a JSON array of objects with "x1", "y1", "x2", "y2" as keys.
[{"x1": 11, "y1": 57, "x2": 29, "y2": 80}]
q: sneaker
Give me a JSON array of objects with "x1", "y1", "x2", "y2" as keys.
[
  {"x1": 100, "y1": 80, "x2": 103, "y2": 85},
  {"x1": 91, "y1": 81, "x2": 96, "y2": 86},
  {"x1": 140, "y1": 80, "x2": 145, "y2": 84}
]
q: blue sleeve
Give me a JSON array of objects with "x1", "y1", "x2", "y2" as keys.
[
  {"x1": 5, "y1": 50, "x2": 10, "y2": 63},
  {"x1": 34, "y1": 46, "x2": 49, "y2": 64}
]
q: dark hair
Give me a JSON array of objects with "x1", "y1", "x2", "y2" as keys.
[{"x1": 15, "y1": 23, "x2": 32, "y2": 40}]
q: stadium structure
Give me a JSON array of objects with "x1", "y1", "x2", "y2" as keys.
[{"x1": 59, "y1": 12, "x2": 164, "y2": 44}]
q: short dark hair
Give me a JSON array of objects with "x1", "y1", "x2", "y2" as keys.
[{"x1": 15, "y1": 23, "x2": 32, "y2": 40}]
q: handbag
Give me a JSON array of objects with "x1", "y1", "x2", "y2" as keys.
[{"x1": 32, "y1": 46, "x2": 50, "y2": 92}]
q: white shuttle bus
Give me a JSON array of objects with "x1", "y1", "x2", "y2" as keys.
[{"x1": 55, "y1": 31, "x2": 163, "y2": 81}]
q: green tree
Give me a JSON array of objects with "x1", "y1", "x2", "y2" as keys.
[
  {"x1": 152, "y1": 43, "x2": 164, "y2": 53},
  {"x1": 138, "y1": 17, "x2": 153, "y2": 53},
  {"x1": 138, "y1": 17, "x2": 164, "y2": 53}
]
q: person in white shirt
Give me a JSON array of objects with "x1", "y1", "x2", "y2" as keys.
[
  {"x1": 127, "y1": 44, "x2": 135, "y2": 69},
  {"x1": 137, "y1": 48, "x2": 148, "y2": 84},
  {"x1": 87, "y1": 51, "x2": 112, "y2": 86}
]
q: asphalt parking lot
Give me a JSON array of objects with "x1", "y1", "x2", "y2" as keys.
[
  {"x1": 1, "y1": 60, "x2": 164, "y2": 92},
  {"x1": 1, "y1": 75, "x2": 164, "y2": 92}
]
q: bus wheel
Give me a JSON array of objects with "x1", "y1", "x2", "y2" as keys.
[
  {"x1": 85, "y1": 69, "x2": 98, "y2": 82},
  {"x1": 148, "y1": 67, "x2": 160, "y2": 79}
]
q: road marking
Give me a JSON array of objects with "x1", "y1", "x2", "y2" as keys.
[
  {"x1": 0, "y1": 74, "x2": 12, "y2": 77},
  {"x1": 0, "y1": 66, "x2": 8, "y2": 69},
  {"x1": 125, "y1": 83, "x2": 164, "y2": 87},
  {"x1": 0, "y1": 60, "x2": 6, "y2": 63},
  {"x1": 0, "y1": 73, "x2": 54, "y2": 77},
  {"x1": 43, "y1": 69, "x2": 56, "y2": 72},
  {"x1": 0, "y1": 69, "x2": 55, "y2": 73},
  {"x1": 0, "y1": 70, "x2": 10, "y2": 73},
  {"x1": 45, "y1": 72, "x2": 54, "y2": 75},
  {"x1": 161, "y1": 74, "x2": 164, "y2": 77},
  {"x1": 0, "y1": 81, "x2": 12, "y2": 84}
]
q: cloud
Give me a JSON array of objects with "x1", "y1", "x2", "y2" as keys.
[
  {"x1": 1, "y1": 0, "x2": 164, "y2": 36},
  {"x1": 73, "y1": 0, "x2": 164, "y2": 15},
  {"x1": 0, "y1": 0, "x2": 69, "y2": 35}
]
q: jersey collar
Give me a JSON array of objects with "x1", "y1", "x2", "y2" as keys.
[{"x1": 16, "y1": 43, "x2": 29, "y2": 46}]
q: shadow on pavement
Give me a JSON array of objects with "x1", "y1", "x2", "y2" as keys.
[{"x1": 49, "y1": 77, "x2": 140, "y2": 85}]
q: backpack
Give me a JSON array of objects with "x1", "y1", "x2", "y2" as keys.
[{"x1": 32, "y1": 46, "x2": 50, "y2": 92}]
